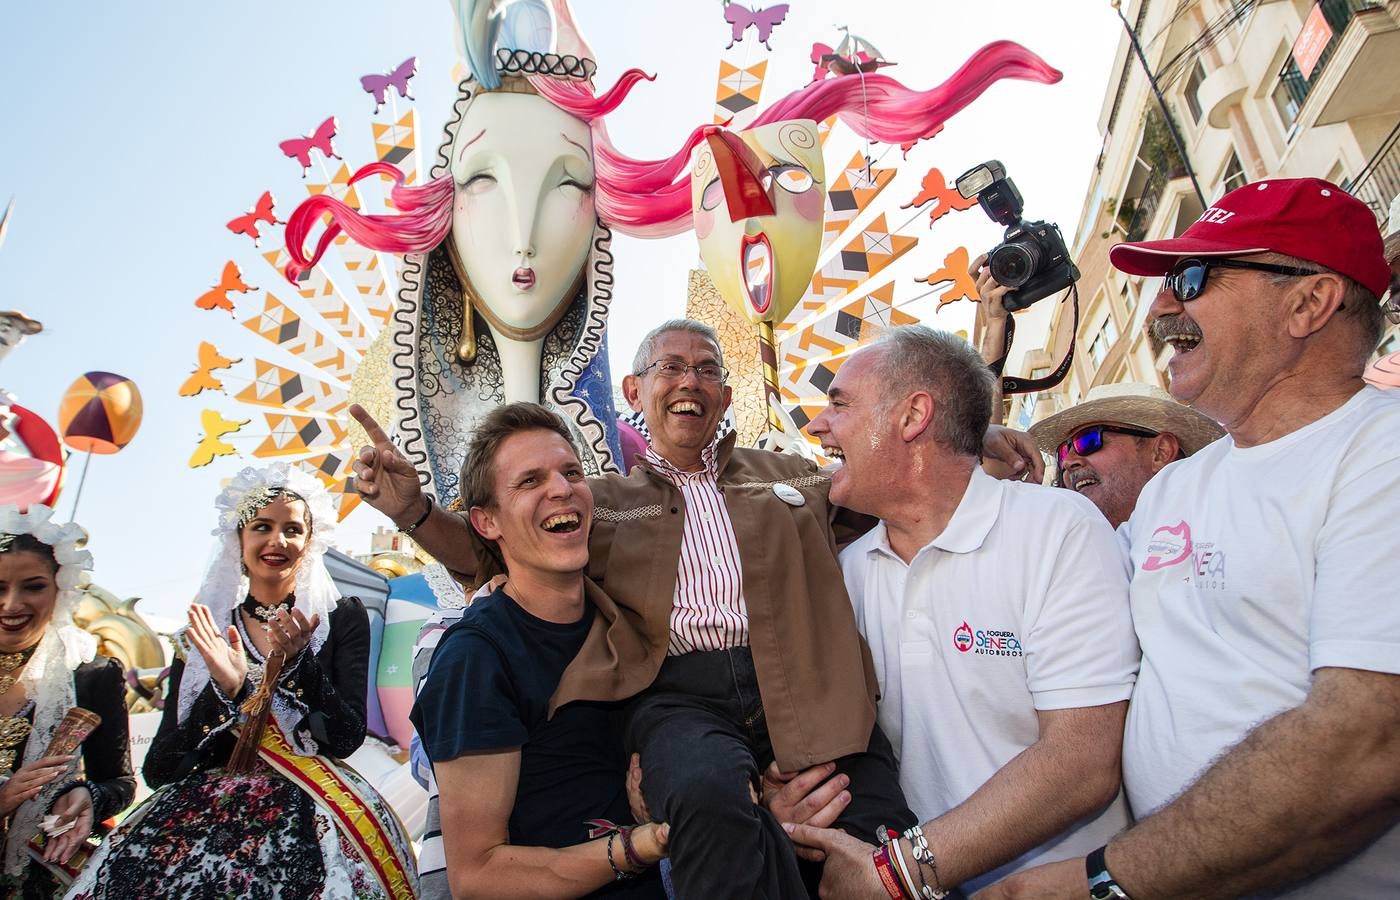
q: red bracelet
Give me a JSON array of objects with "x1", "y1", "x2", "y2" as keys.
[
  {"x1": 872, "y1": 844, "x2": 906, "y2": 899},
  {"x1": 619, "y1": 825, "x2": 646, "y2": 870}
]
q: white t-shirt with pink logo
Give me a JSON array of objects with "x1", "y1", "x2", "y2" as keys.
[
  {"x1": 1123, "y1": 386, "x2": 1400, "y2": 897},
  {"x1": 841, "y1": 467, "x2": 1139, "y2": 893}
]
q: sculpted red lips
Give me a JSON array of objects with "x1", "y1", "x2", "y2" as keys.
[
  {"x1": 512, "y1": 267, "x2": 536, "y2": 290},
  {"x1": 741, "y1": 233, "x2": 773, "y2": 315}
]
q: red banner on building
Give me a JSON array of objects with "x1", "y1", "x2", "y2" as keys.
[{"x1": 1291, "y1": 3, "x2": 1334, "y2": 78}]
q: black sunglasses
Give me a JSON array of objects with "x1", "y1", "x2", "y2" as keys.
[
  {"x1": 1057, "y1": 424, "x2": 1159, "y2": 468},
  {"x1": 1165, "y1": 257, "x2": 1321, "y2": 302}
]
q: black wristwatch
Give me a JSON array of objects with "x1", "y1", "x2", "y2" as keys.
[{"x1": 1087, "y1": 845, "x2": 1132, "y2": 899}]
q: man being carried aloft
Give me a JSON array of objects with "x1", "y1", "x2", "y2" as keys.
[{"x1": 357, "y1": 318, "x2": 1053, "y2": 897}]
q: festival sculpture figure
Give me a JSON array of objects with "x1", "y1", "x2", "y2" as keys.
[
  {"x1": 284, "y1": 0, "x2": 1062, "y2": 506},
  {"x1": 67, "y1": 465, "x2": 416, "y2": 900},
  {"x1": 0, "y1": 311, "x2": 42, "y2": 368},
  {"x1": 0, "y1": 505, "x2": 134, "y2": 899}
]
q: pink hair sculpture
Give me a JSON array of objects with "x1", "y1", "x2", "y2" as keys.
[{"x1": 283, "y1": 40, "x2": 1060, "y2": 275}]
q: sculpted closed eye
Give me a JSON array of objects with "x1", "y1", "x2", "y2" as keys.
[{"x1": 462, "y1": 173, "x2": 497, "y2": 193}]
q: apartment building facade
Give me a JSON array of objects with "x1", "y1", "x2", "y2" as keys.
[{"x1": 1003, "y1": 0, "x2": 1400, "y2": 431}]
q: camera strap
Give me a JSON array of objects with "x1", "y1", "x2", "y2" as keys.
[{"x1": 992, "y1": 284, "x2": 1080, "y2": 396}]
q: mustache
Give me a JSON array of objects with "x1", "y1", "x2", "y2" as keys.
[
  {"x1": 1151, "y1": 313, "x2": 1203, "y2": 344},
  {"x1": 1062, "y1": 467, "x2": 1099, "y2": 491}
]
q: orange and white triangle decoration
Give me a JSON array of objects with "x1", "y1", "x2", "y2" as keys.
[
  {"x1": 234, "y1": 358, "x2": 349, "y2": 416},
  {"x1": 252, "y1": 412, "x2": 351, "y2": 459}
]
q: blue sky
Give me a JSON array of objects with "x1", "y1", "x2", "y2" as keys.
[{"x1": 0, "y1": 2, "x2": 1119, "y2": 621}]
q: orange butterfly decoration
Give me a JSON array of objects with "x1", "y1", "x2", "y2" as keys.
[
  {"x1": 195, "y1": 261, "x2": 255, "y2": 315},
  {"x1": 179, "y1": 341, "x2": 242, "y2": 397},
  {"x1": 916, "y1": 246, "x2": 980, "y2": 308},
  {"x1": 189, "y1": 409, "x2": 248, "y2": 468},
  {"x1": 901, "y1": 167, "x2": 978, "y2": 228},
  {"x1": 226, "y1": 191, "x2": 281, "y2": 246}
]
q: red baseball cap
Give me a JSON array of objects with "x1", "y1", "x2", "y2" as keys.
[{"x1": 1109, "y1": 177, "x2": 1391, "y2": 297}]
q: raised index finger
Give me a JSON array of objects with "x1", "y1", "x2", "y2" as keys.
[{"x1": 349, "y1": 403, "x2": 393, "y2": 450}]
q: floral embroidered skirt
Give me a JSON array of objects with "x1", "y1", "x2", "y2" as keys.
[{"x1": 65, "y1": 762, "x2": 415, "y2": 899}]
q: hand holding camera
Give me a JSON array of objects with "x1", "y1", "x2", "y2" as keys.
[{"x1": 956, "y1": 161, "x2": 1080, "y2": 311}]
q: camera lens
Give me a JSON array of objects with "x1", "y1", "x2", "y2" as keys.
[{"x1": 989, "y1": 242, "x2": 1041, "y2": 289}]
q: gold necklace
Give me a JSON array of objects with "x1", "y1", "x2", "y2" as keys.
[{"x1": 0, "y1": 644, "x2": 38, "y2": 696}]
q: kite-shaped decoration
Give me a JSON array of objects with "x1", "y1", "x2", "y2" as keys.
[
  {"x1": 189, "y1": 408, "x2": 248, "y2": 468},
  {"x1": 279, "y1": 117, "x2": 340, "y2": 178},
  {"x1": 226, "y1": 191, "x2": 282, "y2": 246},
  {"x1": 902, "y1": 168, "x2": 978, "y2": 228},
  {"x1": 195, "y1": 261, "x2": 255, "y2": 315},
  {"x1": 361, "y1": 57, "x2": 417, "y2": 114},
  {"x1": 179, "y1": 341, "x2": 242, "y2": 397},
  {"x1": 723, "y1": 3, "x2": 789, "y2": 50},
  {"x1": 916, "y1": 246, "x2": 980, "y2": 308}
]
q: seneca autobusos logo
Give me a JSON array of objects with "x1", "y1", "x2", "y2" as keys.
[{"x1": 952, "y1": 621, "x2": 1023, "y2": 657}]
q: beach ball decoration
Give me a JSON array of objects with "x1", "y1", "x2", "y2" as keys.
[{"x1": 58, "y1": 372, "x2": 144, "y2": 454}]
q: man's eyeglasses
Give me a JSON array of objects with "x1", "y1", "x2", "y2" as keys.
[
  {"x1": 1057, "y1": 424, "x2": 1159, "y2": 467},
  {"x1": 635, "y1": 360, "x2": 729, "y2": 383},
  {"x1": 1164, "y1": 258, "x2": 1321, "y2": 302}
]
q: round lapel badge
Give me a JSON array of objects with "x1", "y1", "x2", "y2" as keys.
[{"x1": 772, "y1": 483, "x2": 805, "y2": 507}]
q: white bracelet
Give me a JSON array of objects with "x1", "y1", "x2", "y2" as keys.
[{"x1": 891, "y1": 837, "x2": 918, "y2": 898}]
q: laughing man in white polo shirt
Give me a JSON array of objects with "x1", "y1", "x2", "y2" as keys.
[{"x1": 786, "y1": 326, "x2": 1139, "y2": 898}]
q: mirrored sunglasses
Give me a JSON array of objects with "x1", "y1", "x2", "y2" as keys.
[
  {"x1": 1165, "y1": 257, "x2": 1321, "y2": 302},
  {"x1": 1057, "y1": 424, "x2": 1159, "y2": 467}
]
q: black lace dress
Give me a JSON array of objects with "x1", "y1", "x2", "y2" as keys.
[{"x1": 68, "y1": 597, "x2": 416, "y2": 900}]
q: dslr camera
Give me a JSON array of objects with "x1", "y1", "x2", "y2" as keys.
[{"x1": 955, "y1": 160, "x2": 1080, "y2": 312}]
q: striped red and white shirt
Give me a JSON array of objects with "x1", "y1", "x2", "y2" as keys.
[{"x1": 645, "y1": 442, "x2": 749, "y2": 654}]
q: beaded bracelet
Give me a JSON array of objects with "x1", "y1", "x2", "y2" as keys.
[{"x1": 903, "y1": 825, "x2": 950, "y2": 899}]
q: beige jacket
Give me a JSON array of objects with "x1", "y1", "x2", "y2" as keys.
[{"x1": 548, "y1": 435, "x2": 879, "y2": 771}]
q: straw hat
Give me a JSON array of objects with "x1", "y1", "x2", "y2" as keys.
[{"x1": 1027, "y1": 382, "x2": 1225, "y2": 459}]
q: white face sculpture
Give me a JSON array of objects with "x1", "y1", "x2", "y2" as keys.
[{"x1": 449, "y1": 89, "x2": 596, "y2": 340}]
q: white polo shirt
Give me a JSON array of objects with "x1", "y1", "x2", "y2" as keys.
[
  {"x1": 1123, "y1": 387, "x2": 1400, "y2": 897},
  {"x1": 841, "y1": 467, "x2": 1139, "y2": 893}
]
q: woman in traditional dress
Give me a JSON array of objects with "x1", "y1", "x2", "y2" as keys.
[
  {"x1": 0, "y1": 504, "x2": 134, "y2": 898},
  {"x1": 68, "y1": 464, "x2": 416, "y2": 899}
]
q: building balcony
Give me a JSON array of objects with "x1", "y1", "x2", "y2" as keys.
[
  {"x1": 1199, "y1": 61, "x2": 1249, "y2": 129},
  {"x1": 1313, "y1": 4, "x2": 1400, "y2": 124},
  {"x1": 1344, "y1": 118, "x2": 1400, "y2": 222}
]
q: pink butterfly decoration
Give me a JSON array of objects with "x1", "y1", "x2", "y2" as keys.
[
  {"x1": 724, "y1": 3, "x2": 789, "y2": 50},
  {"x1": 278, "y1": 117, "x2": 340, "y2": 178}
]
